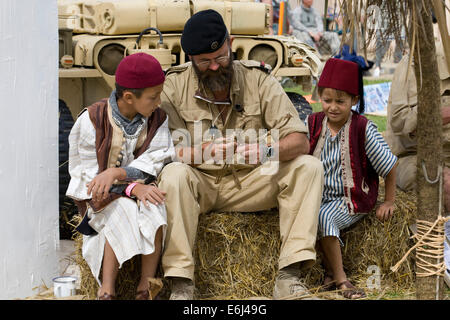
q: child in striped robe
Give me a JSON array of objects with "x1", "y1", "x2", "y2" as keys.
[{"x1": 306, "y1": 58, "x2": 398, "y2": 299}]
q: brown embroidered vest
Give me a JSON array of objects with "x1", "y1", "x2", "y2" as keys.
[
  {"x1": 308, "y1": 111, "x2": 379, "y2": 214},
  {"x1": 74, "y1": 98, "x2": 167, "y2": 220}
]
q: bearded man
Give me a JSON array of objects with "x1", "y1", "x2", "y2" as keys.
[{"x1": 159, "y1": 9, "x2": 324, "y2": 300}]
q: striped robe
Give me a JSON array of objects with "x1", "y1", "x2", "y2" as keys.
[{"x1": 312, "y1": 120, "x2": 397, "y2": 245}]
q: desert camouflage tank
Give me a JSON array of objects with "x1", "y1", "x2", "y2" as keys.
[
  {"x1": 58, "y1": 0, "x2": 321, "y2": 118},
  {"x1": 57, "y1": 0, "x2": 321, "y2": 237}
]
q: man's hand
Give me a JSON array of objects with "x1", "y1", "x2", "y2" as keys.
[
  {"x1": 235, "y1": 143, "x2": 262, "y2": 164},
  {"x1": 87, "y1": 168, "x2": 126, "y2": 202},
  {"x1": 375, "y1": 200, "x2": 395, "y2": 222},
  {"x1": 132, "y1": 183, "x2": 166, "y2": 207},
  {"x1": 203, "y1": 137, "x2": 237, "y2": 163},
  {"x1": 309, "y1": 31, "x2": 322, "y2": 43}
]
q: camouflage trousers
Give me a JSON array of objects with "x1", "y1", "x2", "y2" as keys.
[{"x1": 293, "y1": 30, "x2": 340, "y2": 56}]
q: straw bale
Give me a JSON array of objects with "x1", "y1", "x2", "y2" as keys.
[
  {"x1": 340, "y1": 187, "x2": 417, "y2": 293},
  {"x1": 73, "y1": 184, "x2": 417, "y2": 300},
  {"x1": 194, "y1": 210, "x2": 280, "y2": 299}
]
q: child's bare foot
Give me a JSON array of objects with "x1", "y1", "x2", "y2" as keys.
[
  {"x1": 136, "y1": 279, "x2": 150, "y2": 300},
  {"x1": 136, "y1": 277, "x2": 163, "y2": 300},
  {"x1": 137, "y1": 277, "x2": 150, "y2": 292},
  {"x1": 336, "y1": 280, "x2": 366, "y2": 299},
  {"x1": 321, "y1": 273, "x2": 336, "y2": 291},
  {"x1": 97, "y1": 287, "x2": 116, "y2": 300}
]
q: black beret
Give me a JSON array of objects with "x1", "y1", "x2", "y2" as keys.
[{"x1": 181, "y1": 9, "x2": 228, "y2": 55}]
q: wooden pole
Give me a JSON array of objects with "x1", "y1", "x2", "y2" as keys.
[
  {"x1": 278, "y1": 1, "x2": 285, "y2": 36},
  {"x1": 414, "y1": 0, "x2": 444, "y2": 300}
]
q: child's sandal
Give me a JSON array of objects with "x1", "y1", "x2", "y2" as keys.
[
  {"x1": 135, "y1": 289, "x2": 150, "y2": 300},
  {"x1": 336, "y1": 280, "x2": 366, "y2": 299},
  {"x1": 97, "y1": 292, "x2": 116, "y2": 300}
]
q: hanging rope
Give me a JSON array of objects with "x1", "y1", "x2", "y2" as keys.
[
  {"x1": 413, "y1": 218, "x2": 449, "y2": 277},
  {"x1": 391, "y1": 217, "x2": 449, "y2": 275},
  {"x1": 391, "y1": 163, "x2": 449, "y2": 278}
]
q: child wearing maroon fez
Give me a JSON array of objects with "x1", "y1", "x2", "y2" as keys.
[
  {"x1": 307, "y1": 58, "x2": 398, "y2": 299},
  {"x1": 66, "y1": 53, "x2": 175, "y2": 300}
]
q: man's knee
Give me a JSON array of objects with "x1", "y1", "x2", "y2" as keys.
[
  {"x1": 278, "y1": 155, "x2": 324, "y2": 187},
  {"x1": 396, "y1": 175, "x2": 416, "y2": 191},
  {"x1": 293, "y1": 30, "x2": 314, "y2": 46},
  {"x1": 290, "y1": 155, "x2": 324, "y2": 176},
  {"x1": 159, "y1": 162, "x2": 194, "y2": 188},
  {"x1": 396, "y1": 156, "x2": 417, "y2": 191}
]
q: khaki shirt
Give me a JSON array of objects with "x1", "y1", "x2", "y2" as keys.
[
  {"x1": 160, "y1": 60, "x2": 307, "y2": 174},
  {"x1": 385, "y1": 45, "x2": 450, "y2": 164}
]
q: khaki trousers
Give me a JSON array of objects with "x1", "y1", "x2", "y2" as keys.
[
  {"x1": 158, "y1": 155, "x2": 324, "y2": 281},
  {"x1": 397, "y1": 155, "x2": 450, "y2": 211},
  {"x1": 396, "y1": 155, "x2": 417, "y2": 192}
]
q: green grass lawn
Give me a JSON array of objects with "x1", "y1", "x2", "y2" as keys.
[{"x1": 285, "y1": 79, "x2": 390, "y2": 132}]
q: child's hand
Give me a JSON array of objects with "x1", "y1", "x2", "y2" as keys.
[
  {"x1": 132, "y1": 183, "x2": 166, "y2": 207},
  {"x1": 376, "y1": 200, "x2": 395, "y2": 222},
  {"x1": 87, "y1": 168, "x2": 124, "y2": 202}
]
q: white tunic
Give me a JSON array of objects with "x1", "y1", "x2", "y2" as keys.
[{"x1": 66, "y1": 110, "x2": 175, "y2": 284}]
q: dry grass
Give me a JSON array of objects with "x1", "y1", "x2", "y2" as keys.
[
  {"x1": 194, "y1": 210, "x2": 280, "y2": 299},
  {"x1": 21, "y1": 283, "x2": 86, "y2": 300},
  {"x1": 71, "y1": 183, "x2": 417, "y2": 300}
]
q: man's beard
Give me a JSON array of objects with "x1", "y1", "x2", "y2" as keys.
[{"x1": 193, "y1": 51, "x2": 234, "y2": 93}]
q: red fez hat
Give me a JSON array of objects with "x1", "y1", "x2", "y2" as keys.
[
  {"x1": 318, "y1": 58, "x2": 360, "y2": 96},
  {"x1": 115, "y1": 53, "x2": 165, "y2": 89}
]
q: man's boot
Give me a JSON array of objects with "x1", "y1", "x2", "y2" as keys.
[
  {"x1": 169, "y1": 277, "x2": 195, "y2": 300},
  {"x1": 273, "y1": 263, "x2": 320, "y2": 300}
]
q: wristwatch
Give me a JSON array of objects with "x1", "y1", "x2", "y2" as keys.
[
  {"x1": 261, "y1": 145, "x2": 274, "y2": 164},
  {"x1": 266, "y1": 146, "x2": 274, "y2": 158}
]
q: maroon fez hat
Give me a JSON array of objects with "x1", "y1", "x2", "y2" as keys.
[
  {"x1": 318, "y1": 58, "x2": 359, "y2": 96},
  {"x1": 115, "y1": 53, "x2": 165, "y2": 89}
]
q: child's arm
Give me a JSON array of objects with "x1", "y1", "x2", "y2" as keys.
[
  {"x1": 87, "y1": 167, "x2": 127, "y2": 202},
  {"x1": 125, "y1": 117, "x2": 175, "y2": 207},
  {"x1": 376, "y1": 162, "x2": 398, "y2": 221}
]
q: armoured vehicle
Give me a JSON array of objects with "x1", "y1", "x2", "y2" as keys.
[
  {"x1": 58, "y1": 0, "x2": 321, "y2": 119},
  {"x1": 57, "y1": 0, "x2": 321, "y2": 237}
]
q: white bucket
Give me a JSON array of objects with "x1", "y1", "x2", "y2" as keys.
[{"x1": 53, "y1": 276, "x2": 77, "y2": 298}]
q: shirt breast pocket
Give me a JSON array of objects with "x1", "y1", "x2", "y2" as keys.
[
  {"x1": 236, "y1": 103, "x2": 263, "y2": 132},
  {"x1": 179, "y1": 109, "x2": 212, "y2": 145}
]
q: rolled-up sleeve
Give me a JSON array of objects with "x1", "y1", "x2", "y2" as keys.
[{"x1": 389, "y1": 57, "x2": 418, "y2": 137}]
